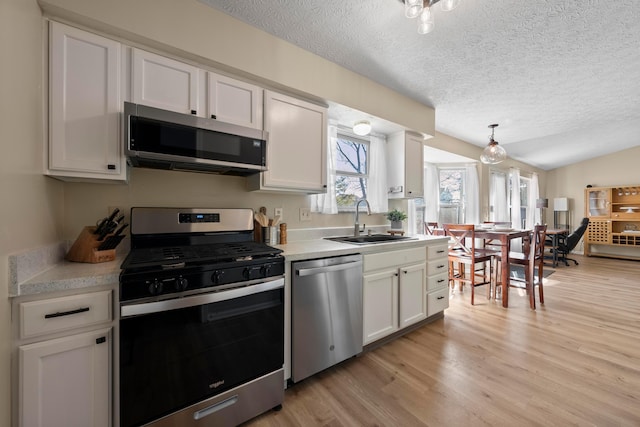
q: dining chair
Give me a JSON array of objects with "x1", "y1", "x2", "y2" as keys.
[
  {"x1": 494, "y1": 224, "x2": 547, "y2": 309},
  {"x1": 443, "y1": 224, "x2": 499, "y2": 305},
  {"x1": 424, "y1": 221, "x2": 438, "y2": 235}
]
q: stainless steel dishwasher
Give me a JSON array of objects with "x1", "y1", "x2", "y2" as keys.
[{"x1": 292, "y1": 254, "x2": 363, "y2": 383}]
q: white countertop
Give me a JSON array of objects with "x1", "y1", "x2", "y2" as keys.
[
  {"x1": 10, "y1": 255, "x2": 124, "y2": 297},
  {"x1": 9, "y1": 235, "x2": 448, "y2": 297},
  {"x1": 274, "y1": 235, "x2": 448, "y2": 262}
]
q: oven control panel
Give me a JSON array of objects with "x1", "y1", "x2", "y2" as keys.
[
  {"x1": 120, "y1": 257, "x2": 284, "y2": 302},
  {"x1": 179, "y1": 213, "x2": 220, "y2": 223}
]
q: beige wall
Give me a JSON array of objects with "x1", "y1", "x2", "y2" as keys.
[
  {"x1": 0, "y1": 0, "x2": 65, "y2": 425},
  {"x1": 546, "y1": 146, "x2": 640, "y2": 237}
]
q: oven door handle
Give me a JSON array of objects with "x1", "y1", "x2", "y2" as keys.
[{"x1": 121, "y1": 278, "x2": 284, "y2": 318}]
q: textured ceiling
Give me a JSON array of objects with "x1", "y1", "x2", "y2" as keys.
[{"x1": 199, "y1": 0, "x2": 640, "y2": 170}]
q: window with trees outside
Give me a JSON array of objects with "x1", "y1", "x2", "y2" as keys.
[
  {"x1": 513, "y1": 176, "x2": 532, "y2": 228},
  {"x1": 411, "y1": 166, "x2": 466, "y2": 233},
  {"x1": 438, "y1": 168, "x2": 465, "y2": 224},
  {"x1": 335, "y1": 133, "x2": 369, "y2": 211}
]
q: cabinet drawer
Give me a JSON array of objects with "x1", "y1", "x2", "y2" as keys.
[
  {"x1": 427, "y1": 287, "x2": 449, "y2": 317},
  {"x1": 364, "y1": 247, "x2": 425, "y2": 272},
  {"x1": 20, "y1": 290, "x2": 112, "y2": 339},
  {"x1": 427, "y1": 272, "x2": 449, "y2": 292},
  {"x1": 427, "y1": 259, "x2": 448, "y2": 276},
  {"x1": 427, "y1": 244, "x2": 448, "y2": 259}
]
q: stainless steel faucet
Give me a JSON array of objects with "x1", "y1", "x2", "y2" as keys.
[{"x1": 354, "y1": 198, "x2": 372, "y2": 237}]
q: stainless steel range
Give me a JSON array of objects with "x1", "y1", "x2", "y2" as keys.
[{"x1": 118, "y1": 207, "x2": 285, "y2": 427}]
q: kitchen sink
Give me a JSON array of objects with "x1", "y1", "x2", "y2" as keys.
[{"x1": 324, "y1": 234, "x2": 418, "y2": 245}]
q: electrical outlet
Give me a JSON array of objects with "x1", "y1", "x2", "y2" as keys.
[
  {"x1": 299, "y1": 207, "x2": 311, "y2": 222},
  {"x1": 274, "y1": 207, "x2": 283, "y2": 218}
]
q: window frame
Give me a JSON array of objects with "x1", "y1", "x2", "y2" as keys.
[
  {"x1": 438, "y1": 166, "x2": 466, "y2": 225},
  {"x1": 334, "y1": 131, "x2": 370, "y2": 213}
]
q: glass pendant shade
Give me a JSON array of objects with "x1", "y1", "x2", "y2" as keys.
[
  {"x1": 440, "y1": 0, "x2": 460, "y2": 12},
  {"x1": 417, "y1": 6, "x2": 434, "y2": 34},
  {"x1": 480, "y1": 140, "x2": 507, "y2": 164},
  {"x1": 405, "y1": 0, "x2": 423, "y2": 18}
]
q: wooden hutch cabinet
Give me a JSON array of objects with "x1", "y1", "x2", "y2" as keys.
[{"x1": 585, "y1": 185, "x2": 640, "y2": 259}]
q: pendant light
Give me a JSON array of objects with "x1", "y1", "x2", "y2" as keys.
[
  {"x1": 401, "y1": 0, "x2": 461, "y2": 34},
  {"x1": 480, "y1": 124, "x2": 507, "y2": 164}
]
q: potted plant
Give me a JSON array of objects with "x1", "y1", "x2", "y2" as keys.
[{"x1": 386, "y1": 209, "x2": 407, "y2": 230}]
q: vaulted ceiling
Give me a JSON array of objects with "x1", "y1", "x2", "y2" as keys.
[{"x1": 200, "y1": 0, "x2": 640, "y2": 170}]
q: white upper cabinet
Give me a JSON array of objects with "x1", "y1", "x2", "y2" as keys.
[
  {"x1": 48, "y1": 21, "x2": 126, "y2": 182},
  {"x1": 131, "y1": 48, "x2": 201, "y2": 115},
  {"x1": 248, "y1": 90, "x2": 327, "y2": 193},
  {"x1": 387, "y1": 131, "x2": 424, "y2": 198},
  {"x1": 208, "y1": 72, "x2": 263, "y2": 129}
]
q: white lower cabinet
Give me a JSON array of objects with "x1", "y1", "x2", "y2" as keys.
[
  {"x1": 16, "y1": 290, "x2": 113, "y2": 427},
  {"x1": 426, "y1": 243, "x2": 449, "y2": 316},
  {"x1": 19, "y1": 328, "x2": 112, "y2": 427},
  {"x1": 363, "y1": 247, "x2": 427, "y2": 345}
]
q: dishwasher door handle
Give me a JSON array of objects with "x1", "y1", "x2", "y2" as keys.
[{"x1": 296, "y1": 260, "x2": 363, "y2": 277}]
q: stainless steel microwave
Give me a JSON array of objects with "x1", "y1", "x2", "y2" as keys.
[{"x1": 124, "y1": 102, "x2": 268, "y2": 176}]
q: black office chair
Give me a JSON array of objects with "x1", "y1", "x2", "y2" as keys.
[{"x1": 553, "y1": 217, "x2": 589, "y2": 266}]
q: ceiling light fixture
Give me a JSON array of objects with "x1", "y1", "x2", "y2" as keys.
[
  {"x1": 480, "y1": 124, "x2": 507, "y2": 164},
  {"x1": 353, "y1": 120, "x2": 372, "y2": 136},
  {"x1": 401, "y1": 0, "x2": 460, "y2": 34}
]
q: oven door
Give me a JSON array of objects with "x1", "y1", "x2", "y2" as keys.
[{"x1": 119, "y1": 278, "x2": 284, "y2": 427}]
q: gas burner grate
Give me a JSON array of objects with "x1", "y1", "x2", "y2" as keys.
[
  {"x1": 162, "y1": 247, "x2": 184, "y2": 260},
  {"x1": 122, "y1": 241, "x2": 283, "y2": 271}
]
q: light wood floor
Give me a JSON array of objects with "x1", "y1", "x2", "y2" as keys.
[{"x1": 245, "y1": 255, "x2": 640, "y2": 426}]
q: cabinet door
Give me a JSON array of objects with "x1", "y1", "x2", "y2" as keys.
[
  {"x1": 20, "y1": 328, "x2": 111, "y2": 427},
  {"x1": 208, "y1": 72, "x2": 263, "y2": 129},
  {"x1": 387, "y1": 132, "x2": 424, "y2": 198},
  {"x1": 427, "y1": 287, "x2": 450, "y2": 317},
  {"x1": 398, "y1": 262, "x2": 427, "y2": 328},
  {"x1": 48, "y1": 22, "x2": 125, "y2": 181},
  {"x1": 132, "y1": 48, "x2": 200, "y2": 115},
  {"x1": 404, "y1": 134, "x2": 424, "y2": 197},
  {"x1": 363, "y1": 269, "x2": 398, "y2": 345},
  {"x1": 585, "y1": 187, "x2": 611, "y2": 219},
  {"x1": 255, "y1": 90, "x2": 327, "y2": 192}
]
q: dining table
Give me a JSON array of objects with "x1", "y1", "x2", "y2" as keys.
[{"x1": 472, "y1": 228, "x2": 531, "y2": 308}]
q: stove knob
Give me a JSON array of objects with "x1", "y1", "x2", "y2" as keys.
[
  {"x1": 176, "y1": 277, "x2": 188, "y2": 292},
  {"x1": 211, "y1": 270, "x2": 225, "y2": 284},
  {"x1": 242, "y1": 267, "x2": 251, "y2": 280},
  {"x1": 148, "y1": 279, "x2": 163, "y2": 295},
  {"x1": 261, "y1": 264, "x2": 272, "y2": 277}
]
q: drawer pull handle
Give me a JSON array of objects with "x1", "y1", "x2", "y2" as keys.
[
  {"x1": 44, "y1": 306, "x2": 90, "y2": 319},
  {"x1": 437, "y1": 279, "x2": 445, "y2": 283},
  {"x1": 436, "y1": 250, "x2": 445, "y2": 254},
  {"x1": 437, "y1": 296, "x2": 445, "y2": 300},
  {"x1": 96, "y1": 336, "x2": 106, "y2": 345},
  {"x1": 437, "y1": 265, "x2": 445, "y2": 268}
]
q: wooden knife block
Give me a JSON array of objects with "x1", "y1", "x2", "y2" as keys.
[
  {"x1": 253, "y1": 220, "x2": 262, "y2": 243},
  {"x1": 65, "y1": 226, "x2": 116, "y2": 264}
]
